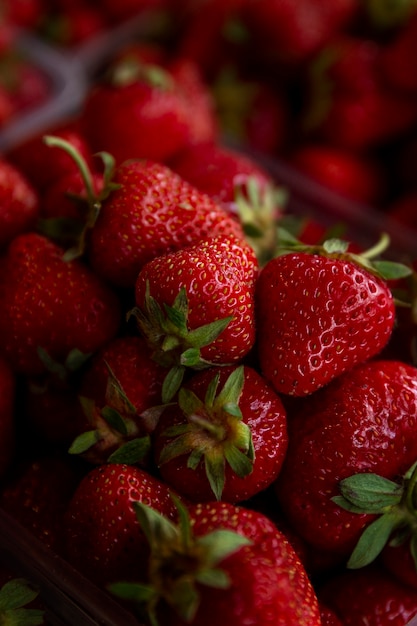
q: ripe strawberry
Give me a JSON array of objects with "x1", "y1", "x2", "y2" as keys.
[
  {"x1": 0, "y1": 232, "x2": 121, "y2": 376},
  {"x1": 170, "y1": 140, "x2": 276, "y2": 209},
  {"x1": 64, "y1": 463, "x2": 179, "y2": 586},
  {"x1": 255, "y1": 236, "x2": 404, "y2": 396},
  {"x1": 0, "y1": 355, "x2": 15, "y2": 478},
  {"x1": 0, "y1": 157, "x2": 39, "y2": 250},
  {"x1": 153, "y1": 364, "x2": 288, "y2": 502},
  {"x1": 166, "y1": 57, "x2": 219, "y2": 147},
  {"x1": 79, "y1": 55, "x2": 196, "y2": 165},
  {"x1": 288, "y1": 143, "x2": 384, "y2": 206},
  {"x1": 68, "y1": 335, "x2": 166, "y2": 465},
  {"x1": 302, "y1": 34, "x2": 417, "y2": 151},
  {"x1": 240, "y1": 0, "x2": 358, "y2": 66},
  {"x1": 109, "y1": 498, "x2": 322, "y2": 625},
  {"x1": 318, "y1": 564, "x2": 417, "y2": 625},
  {"x1": 0, "y1": 455, "x2": 84, "y2": 555},
  {"x1": 86, "y1": 158, "x2": 245, "y2": 288},
  {"x1": 133, "y1": 233, "x2": 258, "y2": 400},
  {"x1": 7, "y1": 123, "x2": 94, "y2": 193},
  {"x1": 275, "y1": 359, "x2": 417, "y2": 563},
  {"x1": 170, "y1": 141, "x2": 283, "y2": 264}
]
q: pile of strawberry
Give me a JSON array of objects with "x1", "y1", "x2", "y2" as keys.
[{"x1": 0, "y1": 24, "x2": 417, "y2": 626}]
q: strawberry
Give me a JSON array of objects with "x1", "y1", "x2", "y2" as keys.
[
  {"x1": 170, "y1": 141, "x2": 283, "y2": 264},
  {"x1": 7, "y1": 124, "x2": 94, "y2": 193},
  {"x1": 109, "y1": 498, "x2": 321, "y2": 625},
  {"x1": 153, "y1": 364, "x2": 288, "y2": 502},
  {"x1": 166, "y1": 57, "x2": 219, "y2": 147},
  {"x1": 0, "y1": 232, "x2": 121, "y2": 376},
  {"x1": 275, "y1": 359, "x2": 417, "y2": 564},
  {"x1": 68, "y1": 335, "x2": 166, "y2": 465},
  {"x1": 0, "y1": 156, "x2": 39, "y2": 250},
  {"x1": 318, "y1": 564, "x2": 417, "y2": 625},
  {"x1": 288, "y1": 143, "x2": 384, "y2": 206},
  {"x1": 0, "y1": 455, "x2": 84, "y2": 555},
  {"x1": 255, "y1": 235, "x2": 405, "y2": 396},
  {"x1": 79, "y1": 55, "x2": 196, "y2": 165},
  {"x1": 0, "y1": 355, "x2": 15, "y2": 478},
  {"x1": 64, "y1": 463, "x2": 179, "y2": 586},
  {"x1": 240, "y1": 0, "x2": 358, "y2": 66},
  {"x1": 302, "y1": 34, "x2": 417, "y2": 151},
  {"x1": 132, "y1": 233, "x2": 258, "y2": 400},
  {"x1": 43, "y1": 139, "x2": 245, "y2": 289}
]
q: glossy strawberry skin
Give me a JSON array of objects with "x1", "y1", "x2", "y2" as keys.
[
  {"x1": 135, "y1": 233, "x2": 258, "y2": 364},
  {"x1": 0, "y1": 158, "x2": 39, "y2": 249},
  {"x1": 154, "y1": 364, "x2": 288, "y2": 503},
  {"x1": 89, "y1": 160, "x2": 245, "y2": 288},
  {"x1": 0, "y1": 233, "x2": 121, "y2": 376},
  {"x1": 256, "y1": 252, "x2": 395, "y2": 396},
  {"x1": 64, "y1": 464, "x2": 178, "y2": 586},
  {"x1": 177, "y1": 501, "x2": 322, "y2": 626},
  {"x1": 275, "y1": 360, "x2": 417, "y2": 559},
  {"x1": 319, "y1": 565, "x2": 417, "y2": 625}
]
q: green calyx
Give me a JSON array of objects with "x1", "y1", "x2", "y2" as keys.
[
  {"x1": 0, "y1": 577, "x2": 44, "y2": 625},
  {"x1": 235, "y1": 175, "x2": 287, "y2": 267},
  {"x1": 41, "y1": 135, "x2": 120, "y2": 260},
  {"x1": 129, "y1": 283, "x2": 233, "y2": 403},
  {"x1": 276, "y1": 228, "x2": 413, "y2": 282},
  {"x1": 332, "y1": 460, "x2": 417, "y2": 569},
  {"x1": 68, "y1": 362, "x2": 150, "y2": 465},
  {"x1": 159, "y1": 366, "x2": 255, "y2": 501},
  {"x1": 108, "y1": 496, "x2": 251, "y2": 625}
]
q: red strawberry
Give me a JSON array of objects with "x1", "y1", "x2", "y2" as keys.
[
  {"x1": 133, "y1": 233, "x2": 258, "y2": 400},
  {"x1": 302, "y1": 34, "x2": 417, "y2": 151},
  {"x1": 255, "y1": 236, "x2": 402, "y2": 396},
  {"x1": 240, "y1": 0, "x2": 358, "y2": 66},
  {"x1": 68, "y1": 335, "x2": 166, "y2": 465},
  {"x1": 166, "y1": 57, "x2": 219, "y2": 147},
  {"x1": 87, "y1": 158, "x2": 245, "y2": 288},
  {"x1": 0, "y1": 232, "x2": 121, "y2": 376},
  {"x1": 288, "y1": 143, "x2": 384, "y2": 206},
  {"x1": 318, "y1": 564, "x2": 417, "y2": 625},
  {"x1": 79, "y1": 56, "x2": 196, "y2": 165},
  {"x1": 0, "y1": 455, "x2": 84, "y2": 555},
  {"x1": 170, "y1": 141, "x2": 283, "y2": 264},
  {"x1": 153, "y1": 364, "x2": 288, "y2": 502},
  {"x1": 7, "y1": 124, "x2": 94, "y2": 193},
  {"x1": 275, "y1": 359, "x2": 417, "y2": 563},
  {"x1": 64, "y1": 463, "x2": 179, "y2": 586},
  {"x1": 109, "y1": 498, "x2": 321, "y2": 625},
  {"x1": 0, "y1": 355, "x2": 15, "y2": 478},
  {"x1": 0, "y1": 157, "x2": 39, "y2": 250}
]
